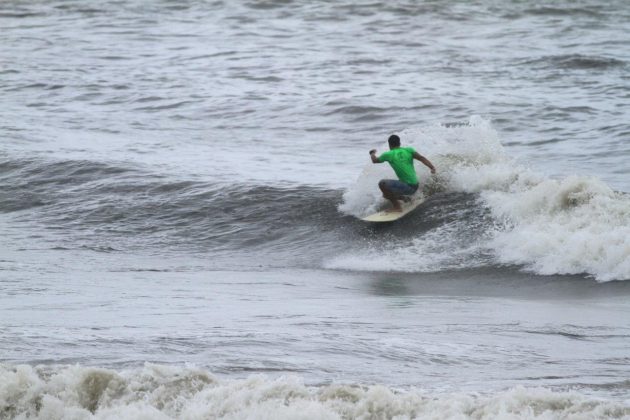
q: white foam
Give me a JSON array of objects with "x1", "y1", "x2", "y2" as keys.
[
  {"x1": 485, "y1": 176, "x2": 630, "y2": 281},
  {"x1": 1, "y1": 363, "x2": 627, "y2": 419},
  {"x1": 326, "y1": 220, "x2": 490, "y2": 273},
  {"x1": 335, "y1": 117, "x2": 630, "y2": 281}
]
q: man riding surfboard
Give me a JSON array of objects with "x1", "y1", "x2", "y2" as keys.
[{"x1": 369, "y1": 135, "x2": 436, "y2": 212}]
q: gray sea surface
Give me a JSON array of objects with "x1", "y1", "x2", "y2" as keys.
[{"x1": 1, "y1": 0, "x2": 630, "y2": 418}]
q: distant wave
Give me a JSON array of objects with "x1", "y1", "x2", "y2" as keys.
[
  {"x1": 1, "y1": 363, "x2": 628, "y2": 419},
  {"x1": 522, "y1": 54, "x2": 626, "y2": 70},
  {"x1": 522, "y1": 6, "x2": 605, "y2": 17},
  {"x1": 0, "y1": 11, "x2": 46, "y2": 18}
]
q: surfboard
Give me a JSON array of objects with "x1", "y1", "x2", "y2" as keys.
[{"x1": 361, "y1": 196, "x2": 426, "y2": 222}]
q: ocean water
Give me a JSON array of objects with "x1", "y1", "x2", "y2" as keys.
[{"x1": 1, "y1": 0, "x2": 630, "y2": 418}]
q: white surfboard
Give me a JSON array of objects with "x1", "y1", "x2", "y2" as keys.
[{"x1": 361, "y1": 196, "x2": 426, "y2": 222}]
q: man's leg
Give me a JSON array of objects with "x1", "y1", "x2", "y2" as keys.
[{"x1": 378, "y1": 180, "x2": 402, "y2": 212}]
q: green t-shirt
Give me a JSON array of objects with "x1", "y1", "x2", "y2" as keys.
[{"x1": 378, "y1": 147, "x2": 418, "y2": 185}]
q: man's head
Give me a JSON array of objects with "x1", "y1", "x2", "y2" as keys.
[{"x1": 388, "y1": 134, "x2": 401, "y2": 149}]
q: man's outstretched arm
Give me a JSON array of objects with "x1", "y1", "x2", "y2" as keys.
[
  {"x1": 413, "y1": 152, "x2": 436, "y2": 174},
  {"x1": 369, "y1": 149, "x2": 381, "y2": 164}
]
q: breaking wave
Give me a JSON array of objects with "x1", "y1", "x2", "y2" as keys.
[
  {"x1": 334, "y1": 117, "x2": 630, "y2": 282},
  {"x1": 1, "y1": 363, "x2": 628, "y2": 420},
  {"x1": 2, "y1": 117, "x2": 628, "y2": 280}
]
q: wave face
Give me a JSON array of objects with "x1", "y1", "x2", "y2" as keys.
[
  {"x1": 2, "y1": 364, "x2": 629, "y2": 420},
  {"x1": 0, "y1": 157, "x2": 346, "y2": 265},
  {"x1": 335, "y1": 117, "x2": 630, "y2": 282}
]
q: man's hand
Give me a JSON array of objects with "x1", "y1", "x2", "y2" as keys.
[
  {"x1": 369, "y1": 149, "x2": 376, "y2": 155},
  {"x1": 430, "y1": 168, "x2": 436, "y2": 174}
]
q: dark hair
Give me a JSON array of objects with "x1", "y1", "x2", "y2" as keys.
[{"x1": 388, "y1": 135, "x2": 401, "y2": 148}]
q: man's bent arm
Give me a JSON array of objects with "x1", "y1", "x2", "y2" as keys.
[{"x1": 413, "y1": 152, "x2": 436, "y2": 174}]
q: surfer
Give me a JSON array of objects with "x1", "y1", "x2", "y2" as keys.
[{"x1": 369, "y1": 135, "x2": 436, "y2": 212}]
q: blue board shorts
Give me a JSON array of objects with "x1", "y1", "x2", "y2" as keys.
[{"x1": 380, "y1": 179, "x2": 419, "y2": 196}]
